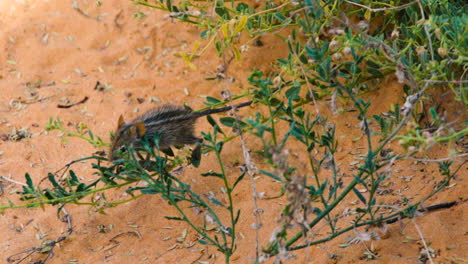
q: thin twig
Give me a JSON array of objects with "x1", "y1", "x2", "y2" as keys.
[
  {"x1": 405, "y1": 153, "x2": 468, "y2": 162},
  {"x1": 416, "y1": 0, "x2": 434, "y2": 61},
  {"x1": 0, "y1": 175, "x2": 27, "y2": 186},
  {"x1": 248, "y1": 2, "x2": 290, "y2": 19},
  {"x1": 109, "y1": 230, "x2": 142, "y2": 243},
  {"x1": 344, "y1": 0, "x2": 418, "y2": 12},
  {"x1": 224, "y1": 90, "x2": 262, "y2": 262},
  {"x1": 57, "y1": 96, "x2": 89, "y2": 108},
  {"x1": 424, "y1": 79, "x2": 468, "y2": 84},
  {"x1": 411, "y1": 218, "x2": 435, "y2": 264}
]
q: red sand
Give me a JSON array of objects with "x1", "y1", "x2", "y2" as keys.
[{"x1": 0, "y1": 1, "x2": 466, "y2": 263}]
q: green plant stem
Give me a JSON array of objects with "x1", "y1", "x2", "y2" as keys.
[
  {"x1": 395, "y1": 128, "x2": 468, "y2": 142},
  {"x1": 263, "y1": 168, "x2": 366, "y2": 254},
  {"x1": 287, "y1": 209, "x2": 412, "y2": 251},
  {"x1": 196, "y1": 92, "x2": 252, "y2": 113},
  {"x1": 300, "y1": 117, "x2": 336, "y2": 233},
  {"x1": 74, "y1": 193, "x2": 145, "y2": 207},
  {"x1": 0, "y1": 180, "x2": 136, "y2": 210},
  {"x1": 215, "y1": 149, "x2": 236, "y2": 261},
  {"x1": 64, "y1": 130, "x2": 108, "y2": 147},
  {"x1": 285, "y1": 169, "x2": 365, "y2": 250}
]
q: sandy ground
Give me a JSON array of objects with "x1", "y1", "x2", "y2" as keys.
[{"x1": 0, "y1": 1, "x2": 466, "y2": 263}]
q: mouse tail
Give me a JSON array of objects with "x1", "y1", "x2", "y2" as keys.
[{"x1": 194, "y1": 101, "x2": 253, "y2": 118}]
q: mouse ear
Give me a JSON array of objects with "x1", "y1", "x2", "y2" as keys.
[
  {"x1": 135, "y1": 122, "x2": 147, "y2": 138},
  {"x1": 117, "y1": 115, "x2": 125, "y2": 129}
]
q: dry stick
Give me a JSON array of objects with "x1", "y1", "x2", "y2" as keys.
[
  {"x1": 219, "y1": 57, "x2": 261, "y2": 260},
  {"x1": 424, "y1": 80, "x2": 468, "y2": 84},
  {"x1": 57, "y1": 96, "x2": 89, "y2": 108},
  {"x1": 375, "y1": 202, "x2": 458, "y2": 224},
  {"x1": 0, "y1": 175, "x2": 27, "y2": 187},
  {"x1": 109, "y1": 230, "x2": 142, "y2": 243},
  {"x1": 114, "y1": 10, "x2": 124, "y2": 29},
  {"x1": 124, "y1": 60, "x2": 144, "y2": 79},
  {"x1": 238, "y1": 129, "x2": 262, "y2": 261},
  {"x1": 416, "y1": 0, "x2": 435, "y2": 61},
  {"x1": 248, "y1": 2, "x2": 290, "y2": 19},
  {"x1": 405, "y1": 153, "x2": 468, "y2": 162},
  {"x1": 411, "y1": 218, "x2": 435, "y2": 264},
  {"x1": 221, "y1": 85, "x2": 262, "y2": 261},
  {"x1": 344, "y1": 0, "x2": 418, "y2": 12}
]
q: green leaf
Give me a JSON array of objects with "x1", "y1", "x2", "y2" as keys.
[
  {"x1": 233, "y1": 170, "x2": 246, "y2": 188},
  {"x1": 367, "y1": 68, "x2": 383, "y2": 77},
  {"x1": 215, "y1": 7, "x2": 230, "y2": 19},
  {"x1": 206, "y1": 96, "x2": 222, "y2": 105},
  {"x1": 353, "y1": 187, "x2": 367, "y2": 205},
  {"x1": 48, "y1": 173, "x2": 67, "y2": 194},
  {"x1": 259, "y1": 170, "x2": 281, "y2": 181},
  {"x1": 236, "y1": 3, "x2": 250, "y2": 12},
  {"x1": 166, "y1": 0, "x2": 172, "y2": 11},
  {"x1": 76, "y1": 183, "x2": 86, "y2": 193},
  {"x1": 275, "y1": 12, "x2": 286, "y2": 21},
  {"x1": 141, "y1": 188, "x2": 159, "y2": 194},
  {"x1": 215, "y1": 41, "x2": 222, "y2": 56},
  {"x1": 285, "y1": 85, "x2": 301, "y2": 101},
  {"x1": 164, "y1": 216, "x2": 184, "y2": 221},
  {"x1": 209, "y1": 196, "x2": 226, "y2": 207},
  {"x1": 429, "y1": 107, "x2": 438, "y2": 119},
  {"x1": 69, "y1": 170, "x2": 79, "y2": 185},
  {"x1": 200, "y1": 30, "x2": 209, "y2": 39},
  {"x1": 190, "y1": 146, "x2": 201, "y2": 168},
  {"x1": 234, "y1": 209, "x2": 241, "y2": 224},
  {"x1": 198, "y1": 239, "x2": 209, "y2": 245},
  {"x1": 305, "y1": 46, "x2": 320, "y2": 60},
  {"x1": 215, "y1": 141, "x2": 224, "y2": 152},
  {"x1": 201, "y1": 172, "x2": 224, "y2": 178},
  {"x1": 220, "y1": 117, "x2": 235, "y2": 127},
  {"x1": 25, "y1": 173, "x2": 34, "y2": 191},
  {"x1": 206, "y1": 115, "x2": 225, "y2": 135},
  {"x1": 366, "y1": 60, "x2": 380, "y2": 69},
  {"x1": 160, "y1": 148, "x2": 174, "y2": 157}
]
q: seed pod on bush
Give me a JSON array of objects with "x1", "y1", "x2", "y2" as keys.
[
  {"x1": 329, "y1": 40, "x2": 339, "y2": 51},
  {"x1": 332, "y1": 52, "x2": 342, "y2": 62},
  {"x1": 437, "y1": 47, "x2": 448, "y2": 57},
  {"x1": 391, "y1": 29, "x2": 399, "y2": 40},
  {"x1": 343, "y1": 46, "x2": 352, "y2": 56}
]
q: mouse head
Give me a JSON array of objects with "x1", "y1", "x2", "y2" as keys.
[{"x1": 108, "y1": 115, "x2": 147, "y2": 161}]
